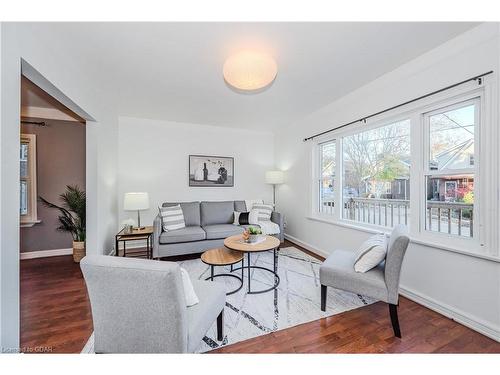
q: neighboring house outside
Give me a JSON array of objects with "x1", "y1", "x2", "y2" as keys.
[
  {"x1": 356, "y1": 158, "x2": 411, "y2": 200},
  {"x1": 390, "y1": 177, "x2": 410, "y2": 200},
  {"x1": 427, "y1": 139, "x2": 474, "y2": 203}
]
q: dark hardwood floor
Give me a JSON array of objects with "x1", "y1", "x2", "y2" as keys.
[
  {"x1": 20, "y1": 255, "x2": 93, "y2": 353},
  {"x1": 211, "y1": 296, "x2": 500, "y2": 353},
  {"x1": 20, "y1": 242, "x2": 500, "y2": 353}
]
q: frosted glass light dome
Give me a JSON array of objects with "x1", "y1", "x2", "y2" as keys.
[{"x1": 223, "y1": 51, "x2": 277, "y2": 91}]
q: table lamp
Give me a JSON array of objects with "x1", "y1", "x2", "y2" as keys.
[
  {"x1": 123, "y1": 192, "x2": 149, "y2": 230},
  {"x1": 265, "y1": 170, "x2": 284, "y2": 206}
]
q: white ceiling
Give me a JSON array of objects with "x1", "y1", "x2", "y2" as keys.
[{"x1": 41, "y1": 22, "x2": 478, "y2": 130}]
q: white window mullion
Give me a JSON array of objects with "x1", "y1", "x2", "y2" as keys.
[
  {"x1": 311, "y1": 142, "x2": 320, "y2": 217},
  {"x1": 409, "y1": 112, "x2": 422, "y2": 237},
  {"x1": 335, "y1": 138, "x2": 342, "y2": 221}
]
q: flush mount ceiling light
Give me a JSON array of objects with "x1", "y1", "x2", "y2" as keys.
[{"x1": 223, "y1": 51, "x2": 277, "y2": 92}]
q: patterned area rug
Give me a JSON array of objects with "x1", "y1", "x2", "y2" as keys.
[{"x1": 81, "y1": 246, "x2": 375, "y2": 353}]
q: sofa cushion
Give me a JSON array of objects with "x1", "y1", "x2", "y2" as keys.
[
  {"x1": 200, "y1": 201, "x2": 234, "y2": 226},
  {"x1": 234, "y1": 200, "x2": 247, "y2": 212},
  {"x1": 163, "y1": 202, "x2": 200, "y2": 227},
  {"x1": 203, "y1": 224, "x2": 244, "y2": 240},
  {"x1": 159, "y1": 226, "x2": 206, "y2": 244},
  {"x1": 187, "y1": 280, "x2": 225, "y2": 352}
]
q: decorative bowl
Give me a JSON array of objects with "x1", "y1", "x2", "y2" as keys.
[{"x1": 248, "y1": 234, "x2": 264, "y2": 243}]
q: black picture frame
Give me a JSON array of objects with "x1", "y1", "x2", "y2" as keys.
[{"x1": 188, "y1": 155, "x2": 234, "y2": 187}]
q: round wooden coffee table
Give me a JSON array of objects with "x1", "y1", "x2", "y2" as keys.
[
  {"x1": 201, "y1": 247, "x2": 244, "y2": 295},
  {"x1": 224, "y1": 234, "x2": 281, "y2": 294}
]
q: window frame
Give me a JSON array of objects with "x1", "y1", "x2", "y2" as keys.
[
  {"x1": 419, "y1": 96, "x2": 481, "y2": 248},
  {"x1": 310, "y1": 80, "x2": 497, "y2": 258},
  {"x1": 20, "y1": 133, "x2": 39, "y2": 227},
  {"x1": 317, "y1": 139, "x2": 337, "y2": 216},
  {"x1": 340, "y1": 117, "x2": 411, "y2": 226}
]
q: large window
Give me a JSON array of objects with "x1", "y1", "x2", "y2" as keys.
[
  {"x1": 424, "y1": 99, "x2": 478, "y2": 238},
  {"x1": 342, "y1": 119, "x2": 411, "y2": 226},
  {"x1": 313, "y1": 88, "x2": 492, "y2": 254},
  {"x1": 319, "y1": 140, "x2": 336, "y2": 215},
  {"x1": 20, "y1": 134, "x2": 38, "y2": 226}
]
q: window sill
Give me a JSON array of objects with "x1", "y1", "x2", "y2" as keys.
[
  {"x1": 307, "y1": 215, "x2": 500, "y2": 263},
  {"x1": 20, "y1": 220, "x2": 41, "y2": 228},
  {"x1": 308, "y1": 215, "x2": 391, "y2": 235}
]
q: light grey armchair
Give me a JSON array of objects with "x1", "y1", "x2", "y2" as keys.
[
  {"x1": 319, "y1": 225, "x2": 410, "y2": 337},
  {"x1": 81, "y1": 255, "x2": 225, "y2": 353}
]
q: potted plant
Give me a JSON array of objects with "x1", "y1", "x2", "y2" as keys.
[
  {"x1": 246, "y1": 226, "x2": 263, "y2": 243},
  {"x1": 40, "y1": 185, "x2": 86, "y2": 263}
]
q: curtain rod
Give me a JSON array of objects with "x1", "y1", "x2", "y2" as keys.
[
  {"x1": 303, "y1": 70, "x2": 494, "y2": 142},
  {"x1": 21, "y1": 120, "x2": 46, "y2": 126}
]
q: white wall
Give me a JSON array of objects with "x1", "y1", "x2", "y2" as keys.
[
  {"x1": 0, "y1": 23, "x2": 118, "y2": 350},
  {"x1": 118, "y1": 117, "x2": 275, "y2": 226},
  {"x1": 275, "y1": 23, "x2": 500, "y2": 341},
  {"x1": 0, "y1": 23, "x2": 4, "y2": 349}
]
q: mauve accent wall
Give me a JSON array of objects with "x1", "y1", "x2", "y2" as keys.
[{"x1": 20, "y1": 120, "x2": 85, "y2": 253}]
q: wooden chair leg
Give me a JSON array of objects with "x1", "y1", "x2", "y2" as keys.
[
  {"x1": 389, "y1": 304, "x2": 401, "y2": 338},
  {"x1": 216, "y1": 310, "x2": 224, "y2": 341},
  {"x1": 321, "y1": 285, "x2": 327, "y2": 311}
]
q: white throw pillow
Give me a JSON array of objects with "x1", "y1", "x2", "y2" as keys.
[
  {"x1": 180, "y1": 268, "x2": 199, "y2": 307},
  {"x1": 248, "y1": 209, "x2": 259, "y2": 225},
  {"x1": 159, "y1": 205, "x2": 185, "y2": 231},
  {"x1": 353, "y1": 233, "x2": 387, "y2": 273},
  {"x1": 251, "y1": 203, "x2": 273, "y2": 222},
  {"x1": 233, "y1": 211, "x2": 242, "y2": 225},
  {"x1": 244, "y1": 199, "x2": 264, "y2": 211}
]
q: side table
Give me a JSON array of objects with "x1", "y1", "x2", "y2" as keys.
[
  {"x1": 201, "y1": 247, "x2": 244, "y2": 295},
  {"x1": 115, "y1": 226, "x2": 153, "y2": 259}
]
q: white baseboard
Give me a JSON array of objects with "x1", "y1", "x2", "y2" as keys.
[
  {"x1": 20, "y1": 248, "x2": 73, "y2": 260},
  {"x1": 400, "y1": 286, "x2": 500, "y2": 343},
  {"x1": 284, "y1": 233, "x2": 329, "y2": 259},
  {"x1": 285, "y1": 232, "x2": 500, "y2": 343}
]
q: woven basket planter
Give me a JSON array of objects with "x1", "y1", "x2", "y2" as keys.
[{"x1": 73, "y1": 241, "x2": 86, "y2": 263}]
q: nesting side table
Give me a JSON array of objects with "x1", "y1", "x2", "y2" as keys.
[{"x1": 115, "y1": 226, "x2": 153, "y2": 259}]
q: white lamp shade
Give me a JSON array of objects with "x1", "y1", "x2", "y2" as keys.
[
  {"x1": 265, "y1": 170, "x2": 284, "y2": 184},
  {"x1": 123, "y1": 192, "x2": 149, "y2": 211}
]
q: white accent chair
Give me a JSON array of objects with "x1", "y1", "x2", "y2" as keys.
[{"x1": 81, "y1": 255, "x2": 225, "y2": 353}]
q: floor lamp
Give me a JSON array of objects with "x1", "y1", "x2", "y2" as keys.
[{"x1": 265, "y1": 171, "x2": 284, "y2": 207}]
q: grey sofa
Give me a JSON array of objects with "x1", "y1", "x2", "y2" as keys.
[
  {"x1": 319, "y1": 225, "x2": 410, "y2": 337},
  {"x1": 81, "y1": 255, "x2": 225, "y2": 353},
  {"x1": 153, "y1": 200, "x2": 284, "y2": 259}
]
